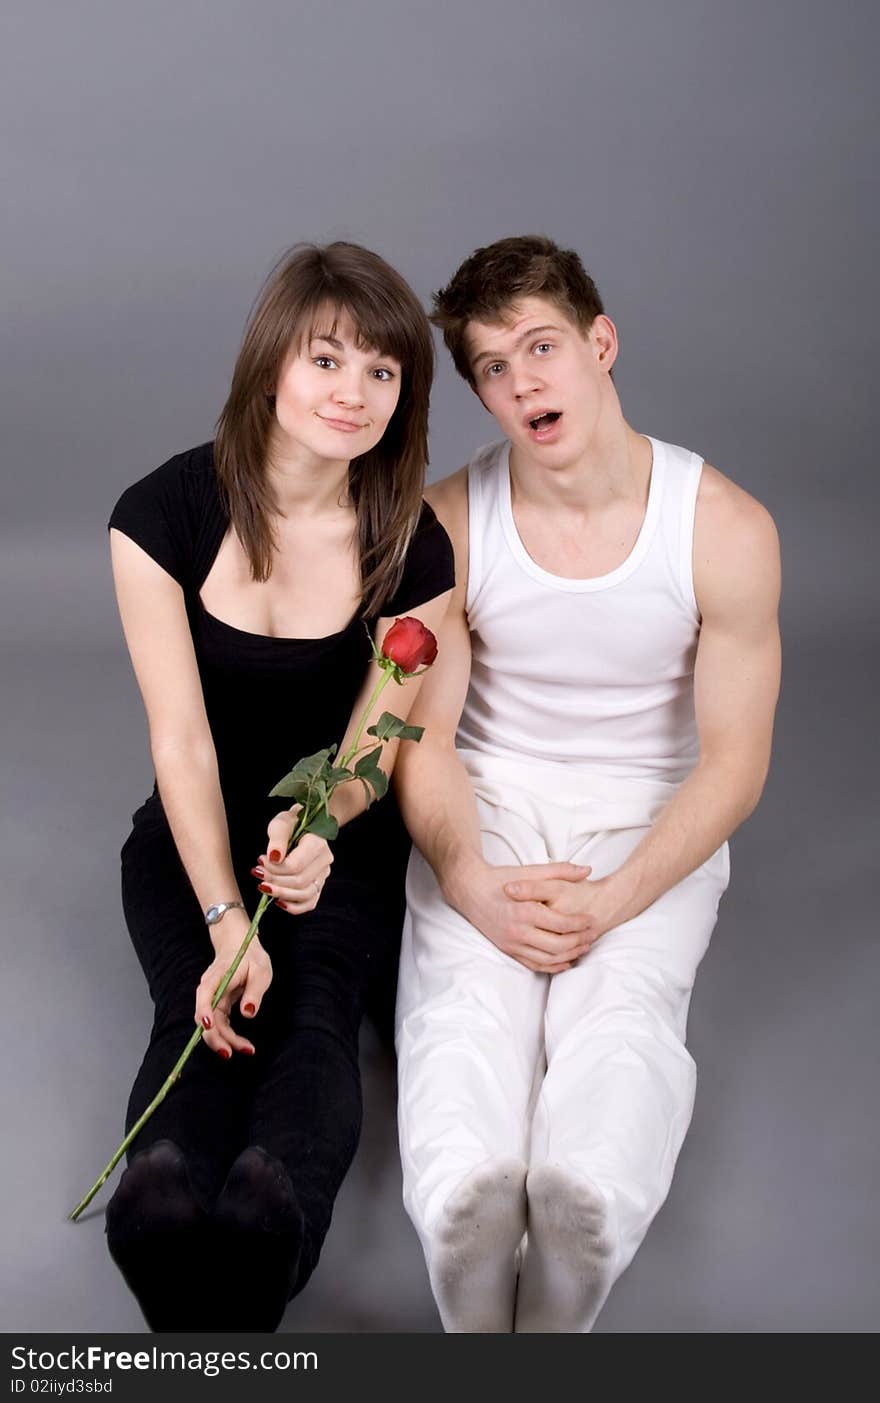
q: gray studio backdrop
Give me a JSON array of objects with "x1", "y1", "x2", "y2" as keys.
[{"x1": 2, "y1": 0, "x2": 876, "y2": 1332}]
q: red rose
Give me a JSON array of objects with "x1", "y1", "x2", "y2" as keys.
[{"x1": 381, "y1": 616, "x2": 438, "y2": 673}]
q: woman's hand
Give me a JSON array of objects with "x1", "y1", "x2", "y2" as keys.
[
  {"x1": 252, "y1": 807, "x2": 334, "y2": 916},
  {"x1": 194, "y1": 912, "x2": 273, "y2": 1058}
]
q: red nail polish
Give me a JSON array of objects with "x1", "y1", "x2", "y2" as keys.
[
  {"x1": 250, "y1": 866, "x2": 264, "y2": 878},
  {"x1": 243, "y1": 1002, "x2": 255, "y2": 1015},
  {"x1": 258, "y1": 882, "x2": 272, "y2": 894},
  {"x1": 243, "y1": 1046, "x2": 256, "y2": 1056},
  {"x1": 201, "y1": 1015, "x2": 212, "y2": 1030},
  {"x1": 277, "y1": 901, "x2": 289, "y2": 910},
  {"x1": 268, "y1": 849, "x2": 282, "y2": 863},
  {"x1": 220, "y1": 1047, "x2": 231, "y2": 1060}
]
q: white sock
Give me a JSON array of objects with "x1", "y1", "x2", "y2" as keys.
[
  {"x1": 428, "y1": 1156, "x2": 527, "y2": 1333},
  {"x1": 514, "y1": 1164, "x2": 616, "y2": 1333}
]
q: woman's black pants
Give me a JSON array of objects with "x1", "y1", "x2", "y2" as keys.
[{"x1": 106, "y1": 808, "x2": 403, "y2": 1330}]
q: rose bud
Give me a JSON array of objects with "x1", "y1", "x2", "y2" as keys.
[{"x1": 381, "y1": 616, "x2": 438, "y2": 673}]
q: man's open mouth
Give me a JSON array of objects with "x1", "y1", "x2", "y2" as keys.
[{"x1": 528, "y1": 411, "x2": 562, "y2": 431}]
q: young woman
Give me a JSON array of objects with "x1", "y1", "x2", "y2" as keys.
[{"x1": 105, "y1": 242, "x2": 453, "y2": 1331}]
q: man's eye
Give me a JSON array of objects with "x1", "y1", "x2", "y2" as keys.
[
  {"x1": 534, "y1": 342, "x2": 552, "y2": 355},
  {"x1": 485, "y1": 363, "x2": 505, "y2": 377}
]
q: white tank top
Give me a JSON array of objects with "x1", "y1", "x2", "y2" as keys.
[{"x1": 456, "y1": 436, "x2": 704, "y2": 783}]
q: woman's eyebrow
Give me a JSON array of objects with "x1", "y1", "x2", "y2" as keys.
[{"x1": 310, "y1": 333, "x2": 344, "y2": 349}]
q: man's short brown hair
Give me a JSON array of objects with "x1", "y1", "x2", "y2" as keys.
[{"x1": 431, "y1": 235, "x2": 605, "y2": 386}]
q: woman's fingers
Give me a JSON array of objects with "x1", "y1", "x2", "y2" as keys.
[
  {"x1": 274, "y1": 881, "x2": 325, "y2": 915},
  {"x1": 197, "y1": 988, "x2": 251, "y2": 1057},
  {"x1": 260, "y1": 851, "x2": 331, "y2": 889},
  {"x1": 194, "y1": 952, "x2": 272, "y2": 1056},
  {"x1": 194, "y1": 958, "x2": 225, "y2": 1032},
  {"x1": 204, "y1": 1003, "x2": 256, "y2": 1058},
  {"x1": 254, "y1": 832, "x2": 333, "y2": 914},
  {"x1": 252, "y1": 822, "x2": 336, "y2": 918},
  {"x1": 262, "y1": 806, "x2": 301, "y2": 865},
  {"x1": 258, "y1": 860, "x2": 332, "y2": 905},
  {"x1": 259, "y1": 830, "x2": 333, "y2": 879},
  {"x1": 239, "y1": 954, "x2": 272, "y2": 1020}
]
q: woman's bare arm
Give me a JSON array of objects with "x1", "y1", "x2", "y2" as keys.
[
  {"x1": 110, "y1": 528, "x2": 272, "y2": 1056},
  {"x1": 258, "y1": 590, "x2": 453, "y2": 905}
]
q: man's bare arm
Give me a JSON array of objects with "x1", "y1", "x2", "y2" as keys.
[
  {"x1": 395, "y1": 470, "x2": 592, "y2": 972},
  {"x1": 394, "y1": 470, "x2": 487, "y2": 904},
  {"x1": 505, "y1": 465, "x2": 782, "y2": 936}
]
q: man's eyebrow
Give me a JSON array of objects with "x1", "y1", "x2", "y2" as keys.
[
  {"x1": 471, "y1": 324, "x2": 561, "y2": 368},
  {"x1": 310, "y1": 333, "x2": 344, "y2": 350}
]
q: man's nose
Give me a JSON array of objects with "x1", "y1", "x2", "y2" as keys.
[{"x1": 512, "y1": 363, "x2": 542, "y2": 400}]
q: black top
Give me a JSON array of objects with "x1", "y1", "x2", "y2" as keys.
[{"x1": 109, "y1": 441, "x2": 454, "y2": 881}]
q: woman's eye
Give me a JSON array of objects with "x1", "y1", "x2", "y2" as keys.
[
  {"x1": 372, "y1": 367, "x2": 395, "y2": 381},
  {"x1": 313, "y1": 356, "x2": 337, "y2": 369}
]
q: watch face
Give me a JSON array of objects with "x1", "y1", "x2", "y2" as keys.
[{"x1": 205, "y1": 902, "x2": 242, "y2": 925}]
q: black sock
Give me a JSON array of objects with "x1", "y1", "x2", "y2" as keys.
[
  {"x1": 105, "y1": 1139, "x2": 212, "y2": 1332},
  {"x1": 210, "y1": 1146, "x2": 305, "y2": 1331}
]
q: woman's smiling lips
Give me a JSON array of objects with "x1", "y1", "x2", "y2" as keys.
[{"x1": 317, "y1": 414, "x2": 367, "y2": 433}]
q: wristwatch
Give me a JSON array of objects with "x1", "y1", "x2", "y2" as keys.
[{"x1": 204, "y1": 901, "x2": 246, "y2": 926}]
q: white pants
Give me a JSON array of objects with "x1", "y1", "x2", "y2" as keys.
[{"x1": 395, "y1": 751, "x2": 729, "y2": 1325}]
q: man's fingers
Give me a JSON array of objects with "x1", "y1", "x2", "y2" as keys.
[
  {"x1": 513, "y1": 948, "x2": 576, "y2": 973},
  {"x1": 505, "y1": 870, "x2": 591, "y2": 902},
  {"x1": 505, "y1": 878, "x2": 565, "y2": 903},
  {"x1": 516, "y1": 901, "x2": 591, "y2": 939},
  {"x1": 525, "y1": 930, "x2": 589, "y2": 958},
  {"x1": 516, "y1": 940, "x2": 594, "y2": 971},
  {"x1": 510, "y1": 862, "x2": 591, "y2": 886},
  {"x1": 509, "y1": 934, "x2": 569, "y2": 962},
  {"x1": 556, "y1": 862, "x2": 591, "y2": 881}
]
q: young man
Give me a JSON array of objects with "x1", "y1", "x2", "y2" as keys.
[{"x1": 392, "y1": 236, "x2": 781, "y2": 1333}]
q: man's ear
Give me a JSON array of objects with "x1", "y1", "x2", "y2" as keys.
[{"x1": 592, "y1": 314, "x2": 619, "y2": 373}]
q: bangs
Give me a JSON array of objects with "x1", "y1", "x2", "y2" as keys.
[
  {"x1": 256, "y1": 243, "x2": 431, "y2": 383},
  {"x1": 298, "y1": 292, "x2": 413, "y2": 369}
]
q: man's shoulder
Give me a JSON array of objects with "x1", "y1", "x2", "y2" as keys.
[
  {"x1": 425, "y1": 439, "x2": 508, "y2": 528},
  {"x1": 694, "y1": 463, "x2": 780, "y2": 618},
  {"x1": 425, "y1": 466, "x2": 469, "y2": 540},
  {"x1": 424, "y1": 467, "x2": 472, "y2": 610},
  {"x1": 696, "y1": 462, "x2": 779, "y2": 550}
]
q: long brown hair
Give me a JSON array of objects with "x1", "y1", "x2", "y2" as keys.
[{"x1": 215, "y1": 242, "x2": 434, "y2": 616}]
